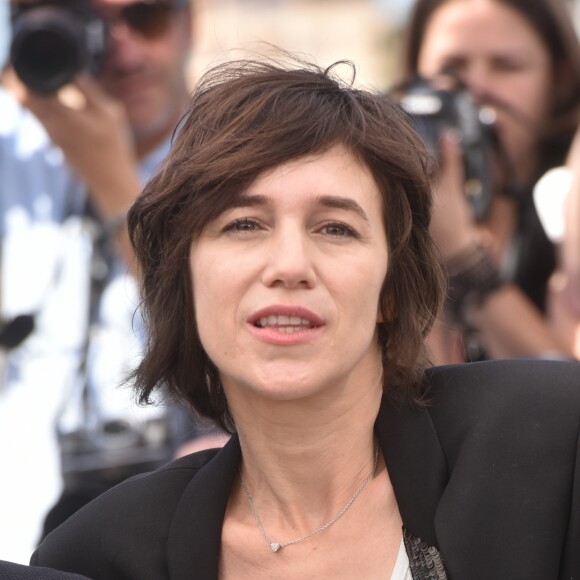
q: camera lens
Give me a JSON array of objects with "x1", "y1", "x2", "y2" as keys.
[{"x1": 11, "y1": 7, "x2": 87, "y2": 94}]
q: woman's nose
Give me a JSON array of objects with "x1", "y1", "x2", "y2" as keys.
[{"x1": 261, "y1": 230, "x2": 317, "y2": 289}]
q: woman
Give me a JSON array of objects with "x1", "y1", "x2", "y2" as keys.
[
  {"x1": 30, "y1": 59, "x2": 580, "y2": 579},
  {"x1": 396, "y1": 0, "x2": 580, "y2": 363}
]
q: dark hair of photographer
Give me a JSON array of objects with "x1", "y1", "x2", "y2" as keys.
[
  {"x1": 127, "y1": 59, "x2": 446, "y2": 431},
  {"x1": 394, "y1": 0, "x2": 580, "y2": 363}
]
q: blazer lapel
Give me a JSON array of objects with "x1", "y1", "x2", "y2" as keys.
[
  {"x1": 376, "y1": 394, "x2": 448, "y2": 549},
  {"x1": 166, "y1": 434, "x2": 241, "y2": 580},
  {"x1": 164, "y1": 393, "x2": 449, "y2": 580}
]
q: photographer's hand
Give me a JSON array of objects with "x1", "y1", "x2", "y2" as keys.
[
  {"x1": 430, "y1": 130, "x2": 480, "y2": 259},
  {"x1": 430, "y1": 130, "x2": 571, "y2": 361},
  {"x1": 3, "y1": 68, "x2": 140, "y2": 269}
]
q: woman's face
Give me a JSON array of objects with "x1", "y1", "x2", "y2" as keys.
[
  {"x1": 189, "y1": 145, "x2": 388, "y2": 405},
  {"x1": 417, "y1": 0, "x2": 554, "y2": 182}
]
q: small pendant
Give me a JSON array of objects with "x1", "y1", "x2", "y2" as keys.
[{"x1": 270, "y1": 542, "x2": 281, "y2": 553}]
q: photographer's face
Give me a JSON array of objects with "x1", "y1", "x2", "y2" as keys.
[
  {"x1": 93, "y1": 0, "x2": 191, "y2": 153},
  {"x1": 417, "y1": 0, "x2": 553, "y2": 183}
]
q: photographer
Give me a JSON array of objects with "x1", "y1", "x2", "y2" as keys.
[
  {"x1": 396, "y1": 0, "x2": 580, "y2": 363},
  {"x1": 0, "y1": 0, "x2": 225, "y2": 563}
]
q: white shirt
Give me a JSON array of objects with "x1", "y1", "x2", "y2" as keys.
[{"x1": 390, "y1": 539, "x2": 413, "y2": 580}]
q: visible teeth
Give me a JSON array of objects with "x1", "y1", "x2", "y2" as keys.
[{"x1": 256, "y1": 315, "x2": 313, "y2": 329}]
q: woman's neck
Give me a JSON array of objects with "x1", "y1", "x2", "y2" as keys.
[{"x1": 229, "y1": 379, "x2": 383, "y2": 535}]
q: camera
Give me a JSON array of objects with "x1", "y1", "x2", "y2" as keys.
[
  {"x1": 391, "y1": 76, "x2": 497, "y2": 222},
  {"x1": 10, "y1": 0, "x2": 108, "y2": 94}
]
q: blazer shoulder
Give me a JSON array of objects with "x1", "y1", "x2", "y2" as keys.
[
  {"x1": 418, "y1": 360, "x2": 580, "y2": 578},
  {"x1": 425, "y1": 358, "x2": 580, "y2": 414},
  {"x1": 32, "y1": 446, "x2": 222, "y2": 578},
  {"x1": 423, "y1": 359, "x2": 580, "y2": 467}
]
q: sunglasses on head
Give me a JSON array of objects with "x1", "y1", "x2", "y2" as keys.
[{"x1": 107, "y1": 0, "x2": 189, "y2": 39}]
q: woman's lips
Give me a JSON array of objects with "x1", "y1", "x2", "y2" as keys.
[
  {"x1": 247, "y1": 305, "x2": 325, "y2": 345},
  {"x1": 255, "y1": 314, "x2": 314, "y2": 332}
]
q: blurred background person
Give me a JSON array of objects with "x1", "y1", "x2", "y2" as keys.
[
  {"x1": 0, "y1": 0, "x2": 231, "y2": 564},
  {"x1": 392, "y1": 0, "x2": 580, "y2": 364}
]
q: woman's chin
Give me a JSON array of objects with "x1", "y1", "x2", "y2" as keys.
[
  {"x1": 226, "y1": 369, "x2": 336, "y2": 405},
  {"x1": 250, "y1": 377, "x2": 325, "y2": 402}
]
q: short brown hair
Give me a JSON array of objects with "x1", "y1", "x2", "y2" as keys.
[{"x1": 127, "y1": 56, "x2": 445, "y2": 432}]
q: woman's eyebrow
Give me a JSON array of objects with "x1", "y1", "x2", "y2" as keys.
[
  {"x1": 316, "y1": 195, "x2": 370, "y2": 223},
  {"x1": 227, "y1": 194, "x2": 370, "y2": 224},
  {"x1": 228, "y1": 194, "x2": 270, "y2": 209}
]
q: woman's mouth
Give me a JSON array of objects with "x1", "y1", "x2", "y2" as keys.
[
  {"x1": 248, "y1": 307, "x2": 324, "y2": 344},
  {"x1": 254, "y1": 315, "x2": 314, "y2": 333}
]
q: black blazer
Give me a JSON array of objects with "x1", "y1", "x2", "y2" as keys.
[
  {"x1": 31, "y1": 359, "x2": 580, "y2": 579},
  {"x1": 0, "y1": 560, "x2": 91, "y2": 579}
]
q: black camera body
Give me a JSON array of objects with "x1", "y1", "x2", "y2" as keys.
[
  {"x1": 393, "y1": 76, "x2": 496, "y2": 222},
  {"x1": 10, "y1": 0, "x2": 108, "y2": 94}
]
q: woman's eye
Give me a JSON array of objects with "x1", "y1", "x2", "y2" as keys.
[
  {"x1": 223, "y1": 218, "x2": 260, "y2": 233},
  {"x1": 321, "y1": 222, "x2": 358, "y2": 238}
]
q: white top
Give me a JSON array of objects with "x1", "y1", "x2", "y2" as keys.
[{"x1": 390, "y1": 539, "x2": 413, "y2": 580}]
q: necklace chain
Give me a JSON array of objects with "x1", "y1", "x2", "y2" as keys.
[{"x1": 239, "y1": 442, "x2": 380, "y2": 553}]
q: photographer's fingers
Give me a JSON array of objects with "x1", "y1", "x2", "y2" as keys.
[
  {"x1": 437, "y1": 129, "x2": 465, "y2": 190},
  {"x1": 69, "y1": 74, "x2": 133, "y2": 150},
  {"x1": 72, "y1": 74, "x2": 117, "y2": 111},
  {"x1": 10, "y1": 71, "x2": 137, "y2": 205},
  {"x1": 431, "y1": 129, "x2": 480, "y2": 259}
]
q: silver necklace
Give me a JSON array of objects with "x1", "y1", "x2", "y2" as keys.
[{"x1": 239, "y1": 442, "x2": 380, "y2": 553}]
